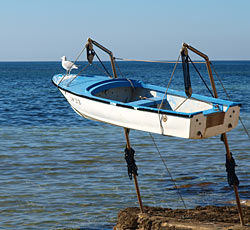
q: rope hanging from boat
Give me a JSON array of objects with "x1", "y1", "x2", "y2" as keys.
[
  {"x1": 211, "y1": 62, "x2": 250, "y2": 141},
  {"x1": 149, "y1": 133, "x2": 187, "y2": 209},
  {"x1": 158, "y1": 54, "x2": 181, "y2": 134},
  {"x1": 124, "y1": 147, "x2": 138, "y2": 180},
  {"x1": 159, "y1": 54, "x2": 181, "y2": 107}
]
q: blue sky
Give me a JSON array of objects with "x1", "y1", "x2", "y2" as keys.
[{"x1": 0, "y1": 0, "x2": 249, "y2": 61}]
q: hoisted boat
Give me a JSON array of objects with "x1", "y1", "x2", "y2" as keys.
[
  {"x1": 52, "y1": 38, "x2": 245, "y2": 225},
  {"x1": 52, "y1": 39, "x2": 241, "y2": 139}
]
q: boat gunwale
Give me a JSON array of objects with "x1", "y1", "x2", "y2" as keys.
[
  {"x1": 52, "y1": 74, "x2": 241, "y2": 119},
  {"x1": 52, "y1": 80, "x2": 193, "y2": 118},
  {"x1": 85, "y1": 77, "x2": 241, "y2": 107}
]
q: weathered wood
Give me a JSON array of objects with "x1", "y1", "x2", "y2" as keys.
[
  {"x1": 124, "y1": 128, "x2": 144, "y2": 213},
  {"x1": 223, "y1": 134, "x2": 245, "y2": 226},
  {"x1": 182, "y1": 42, "x2": 245, "y2": 226}
]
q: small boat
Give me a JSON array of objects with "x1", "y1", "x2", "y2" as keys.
[
  {"x1": 52, "y1": 39, "x2": 241, "y2": 139},
  {"x1": 52, "y1": 39, "x2": 245, "y2": 224}
]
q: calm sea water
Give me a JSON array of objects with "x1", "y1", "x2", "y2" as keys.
[{"x1": 0, "y1": 61, "x2": 250, "y2": 229}]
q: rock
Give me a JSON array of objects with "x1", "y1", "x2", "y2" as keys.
[
  {"x1": 114, "y1": 207, "x2": 140, "y2": 230},
  {"x1": 113, "y1": 205, "x2": 250, "y2": 230}
]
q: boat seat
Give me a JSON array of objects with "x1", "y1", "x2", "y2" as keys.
[{"x1": 127, "y1": 97, "x2": 172, "y2": 110}]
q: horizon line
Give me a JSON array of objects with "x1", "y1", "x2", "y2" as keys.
[{"x1": 0, "y1": 59, "x2": 250, "y2": 63}]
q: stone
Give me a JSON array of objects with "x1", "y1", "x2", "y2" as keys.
[{"x1": 113, "y1": 205, "x2": 250, "y2": 230}]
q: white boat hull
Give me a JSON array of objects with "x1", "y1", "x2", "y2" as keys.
[{"x1": 58, "y1": 87, "x2": 240, "y2": 139}]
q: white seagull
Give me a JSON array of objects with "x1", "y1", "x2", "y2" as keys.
[{"x1": 61, "y1": 56, "x2": 78, "y2": 75}]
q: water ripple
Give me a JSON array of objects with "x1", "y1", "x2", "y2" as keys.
[{"x1": 0, "y1": 61, "x2": 249, "y2": 229}]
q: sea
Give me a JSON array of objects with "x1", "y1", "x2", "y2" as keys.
[{"x1": 0, "y1": 60, "x2": 250, "y2": 229}]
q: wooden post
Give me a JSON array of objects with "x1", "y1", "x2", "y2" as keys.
[
  {"x1": 124, "y1": 128, "x2": 144, "y2": 213},
  {"x1": 222, "y1": 134, "x2": 245, "y2": 226},
  {"x1": 182, "y1": 42, "x2": 244, "y2": 225}
]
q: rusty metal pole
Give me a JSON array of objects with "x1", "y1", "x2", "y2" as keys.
[{"x1": 124, "y1": 128, "x2": 144, "y2": 213}]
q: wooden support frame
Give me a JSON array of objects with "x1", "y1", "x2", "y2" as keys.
[
  {"x1": 182, "y1": 43, "x2": 218, "y2": 98},
  {"x1": 124, "y1": 128, "x2": 144, "y2": 213},
  {"x1": 86, "y1": 38, "x2": 118, "y2": 79},
  {"x1": 182, "y1": 43, "x2": 244, "y2": 225}
]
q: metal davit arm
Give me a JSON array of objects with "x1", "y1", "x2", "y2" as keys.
[
  {"x1": 86, "y1": 38, "x2": 118, "y2": 78},
  {"x1": 182, "y1": 43, "x2": 218, "y2": 98}
]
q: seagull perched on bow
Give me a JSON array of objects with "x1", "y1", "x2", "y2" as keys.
[{"x1": 61, "y1": 56, "x2": 78, "y2": 75}]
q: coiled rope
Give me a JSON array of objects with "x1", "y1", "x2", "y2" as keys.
[
  {"x1": 225, "y1": 152, "x2": 240, "y2": 186},
  {"x1": 124, "y1": 147, "x2": 138, "y2": 180}
]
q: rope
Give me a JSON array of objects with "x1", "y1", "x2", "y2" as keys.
[
  {"x1": 58, "y1": 45, "x2": 87, "y2": 87},
  {"x1": 115, "y1": 57, "x2": 205, "y2": 64},
  {"x1": 210, "y1": 63, "x2": 231, "y2": 99},
  {"x1": 114, "y1": 58, "x2": 135, "y2": 90},
  {"x1": 72, "y1": 45, "x2": 86, "y2": 66},
  {"x1": 210, "y1": 63, "x2": 250, "y2": 141},
  {"x1": 225, "y1": 152, "x2": 239, "y2": 186},
  {"x1": 188, "y1": 57, "x2": 214, "y2": 97},
  {"x1": 57, "y1": 74, "x2": 67, "y2": 87},
  {"x1": 114, "y1": 58, "x2": 124, "y2": 78},
  {"x1": 174, "y1": 97, "x2": 189, "y2": 111},
  {"x1": 239, "y1": 116, "x2": 250, "y2": 140},
  {"x1": 66, "y1": 63, "x2": 90, "y2": 86},
  {"x1": 159, "y1": 54, "x2": 181, "y2": 110},
  {"x1": 94, "y1": 50, "x2": 112, "y2": 77},
  {"x1": 157, "y1": 54, "x2": 181, "y2": 134},
  {"x1": 124, "y1": 147, "x2": 138, "y2": 180},
  {"x1": 149, "y1": 133, "x2": 187, "y2": 209},
  {"x1": 93, "y1": 63, "x2": 111, "y2": 78}
]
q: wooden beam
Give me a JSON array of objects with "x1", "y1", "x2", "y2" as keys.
[
  {"x1": 182, "y1": 43, "x2": 244, "y2": 225},
  {"x1": 124, "y1": 128, "x2": 144, "y2": 213}
]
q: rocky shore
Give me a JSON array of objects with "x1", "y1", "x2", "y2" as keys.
[{"x1": 113, "y1": 204, "x2": 250, "y2": 230}]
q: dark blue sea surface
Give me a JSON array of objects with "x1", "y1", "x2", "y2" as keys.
[{"x1": 0, "y1": 61, "x2": 250, "y2": 229}]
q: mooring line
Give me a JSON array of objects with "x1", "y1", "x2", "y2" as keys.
[
  {"x1": 211, "y1": 62, "x2": 250, "y2": 141},
  {"x1": 149, "y1": 133, "x2": 187, "y2": 209},
  {"x1": 115, "y1": 57, "x2": 205, "y2": 64}
]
